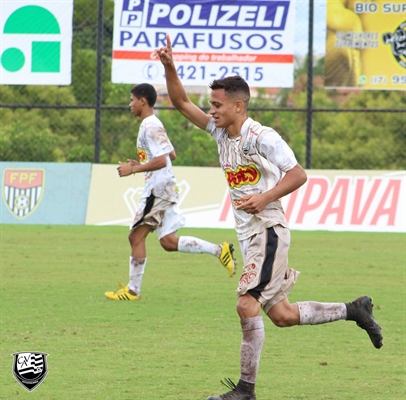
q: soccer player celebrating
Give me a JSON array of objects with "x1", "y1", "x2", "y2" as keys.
[
  {"x1": 155, "y1": 35, "x2": 383, "y2": 400},
  {"x1": 105, "y1": 83, "x2": 236, "y2": 301}
]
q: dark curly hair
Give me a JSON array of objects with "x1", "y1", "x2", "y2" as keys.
[
  {"x1": 131, "y1": 83, "x2": 157, "y2": 107},
  {"x1": 209, "y1": 75, "x2": 250, "y2": 107}
]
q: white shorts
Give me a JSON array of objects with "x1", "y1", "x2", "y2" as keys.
[
  {"x1": 131, "y1": 194, "x2": 185, "y2": 240},
  {"x1": 237, "y1": 224, "x2": 300, "y2": 314}
]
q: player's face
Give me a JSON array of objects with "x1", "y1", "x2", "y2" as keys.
[
  {"x1": 209, "y1": 89, "x2": 238, "y2": 129},
  {"x1": 129, "y1": 94, "x2": 142, "y2": 117}
]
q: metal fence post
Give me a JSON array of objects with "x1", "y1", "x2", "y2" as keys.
[
  {"x1": 94, "y1": 0, "x2": 104, "y2": 163},
  {"x1": 306, "y1": 0, "x2": 314, "y2": 169}
]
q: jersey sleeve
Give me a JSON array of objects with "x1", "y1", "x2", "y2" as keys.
[
  {"x1": 206, "y1": 117, "x2": 223, "y2": 142},
  {"x1": 257, "y1": 129, "x2": 298, "y2": 172},
  {"x1": 145, "y1": 125, "x2": 174, "y2": 158}
]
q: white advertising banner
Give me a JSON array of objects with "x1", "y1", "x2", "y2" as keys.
[
  {"x1": 111, "y1": 0, "x2": 296, "y2": 87},
  {"x1": 86, "y1": 167, "x2": 406, "y2": 233},
  {"x1": 0, "y1": 0, "x2": 73, "y2": 85}
]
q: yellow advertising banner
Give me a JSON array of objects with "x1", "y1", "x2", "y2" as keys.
[{"x1": 325, "y1": 0, "x2": 406, "y2": 90}]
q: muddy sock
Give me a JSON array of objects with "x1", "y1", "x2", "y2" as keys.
[
  {"x1": 240, "y1": 316, "x2": 264, "y2": 384},
  {"x1": 128, "y1": 257, "x2": 147, "y2": 295},
  {"x1": 298, "y1": 301, "x2": 347, "y2": 325},
  {"x1": 178, "y1": 236, "x2": 220, "y2": 257}
]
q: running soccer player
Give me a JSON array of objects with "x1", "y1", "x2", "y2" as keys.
[
  {"x1": 155, "y1": 35, "x2": 383, "y2": 400},
  {"x1": 105, "y1": 83, "x2": 236, "y2": 301}
]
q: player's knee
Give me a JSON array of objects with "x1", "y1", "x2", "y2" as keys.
[
  {"x1": 268, "y1": 309, "x2": 298, "y2": 328},
  {"x1": 236, "y1": 302, "x2": 245, "y2": 317},
  {"x1": 269, "y1": 313, "x2": 291, "y2": 328},
  {"x1": 236, "y1": 295, "x2": 260, "y2": 320},
  {"x1": 128, "y1": 232, "x2": 135, "y2": 245},
  {"x1": 160, "y1": 237, "x2": 177, "y2": 252}
]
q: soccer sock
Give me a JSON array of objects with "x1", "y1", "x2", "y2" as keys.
[
  {"x1": 177, "y1": 236, "x2": 220, "y2": 257},
  {"x1": 127, "y1": 257, "x2": 147, "y2": 295},
  {"x1": 240, "y1": 316, "x2": 265, "y2": 385},
  {"x1": 297, "y1": 301, "x2": 347, "y2": 325}
]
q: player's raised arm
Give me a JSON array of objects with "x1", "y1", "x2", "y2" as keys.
[{"x1": 155, "y1": 34, "x2": 210, "y2": 131}]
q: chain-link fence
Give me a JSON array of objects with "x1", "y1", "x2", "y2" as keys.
[{"x1": 1, "y1": 0, "x2": 405, "y2": 169}]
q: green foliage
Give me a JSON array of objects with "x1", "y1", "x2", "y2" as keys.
[
  {"x1": 0, "y1": 102, "x2": 96, "y2": 163},
  {"x1": 72, "y1": 48, "x2": 113, "y2": 104},
  {"x1": 104, "y1": 84, "x2": 133, "y2": 105},
  {"x1": 311, "y1": 90, "x2": 406, "y2": 169},
  {"x1": 0, "y1": 120, "x2": 63, "y2": 162},
  {"x1": 158, "y1": 105, "x2": 219, "y2": 167},
  {"x1": 100, "y1": 109, "x2": 138, "y2": 162},
  {"x1": 73, "y1": 0, "x2": 114, "y2": 54}
]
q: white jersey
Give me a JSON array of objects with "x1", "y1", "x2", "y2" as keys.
[
  {"x1": 206, "y1": 117, "x2": 298, "y2": 240},
  {"x1": 137, "y1": 115, "x2": 178, "y2": 202}
]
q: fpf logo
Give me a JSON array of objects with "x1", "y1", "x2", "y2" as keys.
[
  {"x1": 3, "y1": 169, "x2": 45, "y2": 219},
  {"x1": 0, "y1": 0, "x2": 73, "y2": 85}
]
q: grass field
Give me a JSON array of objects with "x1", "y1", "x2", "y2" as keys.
[{"x1": 0, "y1": 225, "x2": 405, "y2": 400}]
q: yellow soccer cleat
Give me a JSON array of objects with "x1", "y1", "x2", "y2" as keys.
[
  {"x1": 105, "y1": 282, "x2": 140, "y2": 301},
  {"x1": 219, "y1": 242, "x2": 237, "y2": 277}
]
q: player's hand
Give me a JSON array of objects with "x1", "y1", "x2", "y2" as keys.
[
  {"x1": 127, "y1": 158, "x2": 140, "y2": 167},
  {"x1": 154, "y1": 34, "x2": 173, "y2": 66},
  {"x1": 117, "y1": 161, "x2": 134, "y2": 177},
  {"x1": 235, "y1": 194, "x2": 267, "y2": 214}
]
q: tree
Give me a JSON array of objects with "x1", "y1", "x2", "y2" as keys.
[
  {"x1": 157, "y1": 99, "x2": 219, "y2": 167},
  {"x1": 310, "y1": 90, "x2": 405, "y2": 169}
]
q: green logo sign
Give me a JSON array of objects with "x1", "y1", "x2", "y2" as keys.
[
  {"x1": 1, "y1": 5, "x2": 61, "y2": 73},
  {"x1": 358, "y1": 75, "x2": 367, "y2": 85}
]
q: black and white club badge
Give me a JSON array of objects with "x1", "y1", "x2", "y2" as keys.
[
  {"x1": 12, "y1": 352, "x2": 49, "y2": 391},
  {"x1": 382, "y1": 21, "x2": 406, "y2": 68}
]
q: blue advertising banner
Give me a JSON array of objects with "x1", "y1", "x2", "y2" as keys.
[
  {"x1": 112, "y1": 0, "x2": 296, "y2": 87},
  {"x1": 1, "y1": 162, "x2": 91, "y2": 225}
]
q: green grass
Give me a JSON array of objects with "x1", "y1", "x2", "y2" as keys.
[{"x1": 0, "y1": 225, "x2": 405, "y2": 399}]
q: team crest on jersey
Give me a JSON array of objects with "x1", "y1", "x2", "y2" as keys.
[
  {"x1": 382, "y1": 21, "x2": 406, "y2": 68},
  {"x1": 3, "y1": 169, "x2": 45, "y2": 219},
  {"x1": 242, "y1": 135, "x2": 252, "y2": 155},
  {"x1": 225, "y1": 164, "x2": 261, "y2": 189},
  {"x1": 12, "y1": 352, "x2": 49, "y2": 391},
  {"x1": 242, "y1": 128, "x2": 259, "y2": 155},
  {"x1": 138, "y1": 149, "x2": 147, "y2": 163}
]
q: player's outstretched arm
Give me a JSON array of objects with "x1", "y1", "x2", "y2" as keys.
[{"x1": 155, "y1": 34, "x2": 210, "y2": 131}]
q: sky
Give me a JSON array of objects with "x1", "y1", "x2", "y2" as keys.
[{"x1": 294, "y1": 0, "x2": 327, "y2": 56}]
